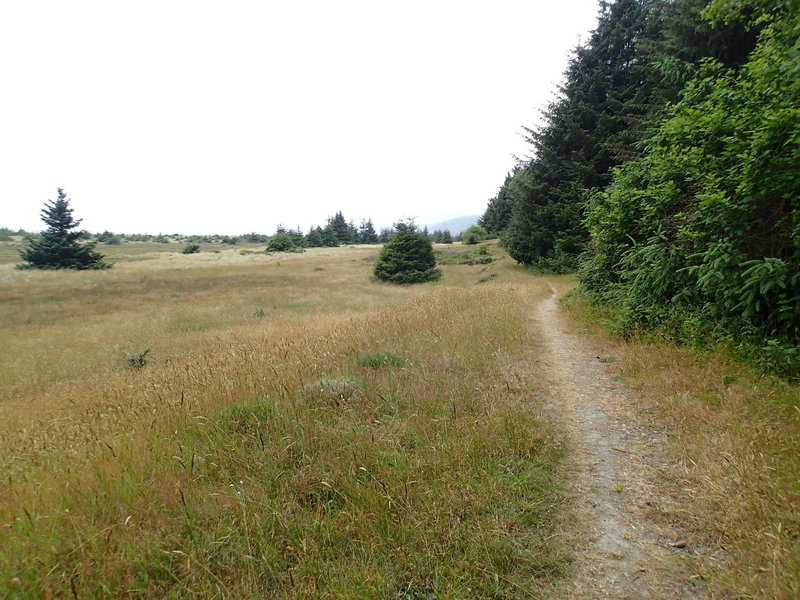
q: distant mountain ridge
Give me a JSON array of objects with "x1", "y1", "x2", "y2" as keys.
[{"x1": 424, "y1": 215, "x2": 480, "y2": 235}]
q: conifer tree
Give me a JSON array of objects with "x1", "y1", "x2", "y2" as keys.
[
  {"x1": 373, "y1": 222, "x2": 441, "y2": 284},
  {"x1": 305, "y1": 226, "x2": 324, "y2": 247},
  {"x1": 503, "y1": 0, "x2": 670, "y2": 271},
  {"x1": 321, "y1": 225, "x2": 339, "y2": 247},
  {"x1": 17, "y1": 189, "x2": 110, "y2": 270},
  {"x1": 358, "y1": 218, "x2": 379, "y2": 244},
  {"x1": 328, "y1": 211, "x2": 351, "y2": 244},
  {"x1": 479, "y1": 172, "x2": 515, "y2": 236}
]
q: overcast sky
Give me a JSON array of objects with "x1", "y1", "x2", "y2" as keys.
[{"x1": 1, "y1": 1, "x2": 599, "y2": 235}]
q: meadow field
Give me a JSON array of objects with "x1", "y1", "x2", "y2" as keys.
[
  {"x1": 0, "y1": 244, "x2": 572, "y2": 598},
  {"x1": 1, "y1": 243, "x2": 798, "y2": 598}
]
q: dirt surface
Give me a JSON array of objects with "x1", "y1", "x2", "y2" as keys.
[{"x1": 532, "y1": 287, "x2": 707, "y2": 599}]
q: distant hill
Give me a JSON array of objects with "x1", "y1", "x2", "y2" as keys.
[{"x1": 424, "y1": 215, "x2": 480, "y2": 235}]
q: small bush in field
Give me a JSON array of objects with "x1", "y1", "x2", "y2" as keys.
[
  {"x1": 373, "y1": 221, "x2": 441, "y2": 284},
  {"x1": 357, "y1": 351, "x2": 405, "y2": 369},
  {"x1": 182, "y1": 244, "x2": 200, "y2": 254},
  {"x1": 124, "y1": 348, "x2": 151, "y2": 369}
]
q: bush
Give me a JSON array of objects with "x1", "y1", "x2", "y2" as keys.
[
  {"x1": 182, "y1": 244, "x2": 200, "y2": 254},
  {"x1": 373, "y1": 221, "x2": 441, "y2": 284},
  {"x1": 461, "y1": 225, "x2": 488, "y2": 245},
  {"x1": 124, "y1": 348, "x2": 151, "y2": 370},
  {"x1": 267, "y1": 233, "x2": 303, "y2": 253}
]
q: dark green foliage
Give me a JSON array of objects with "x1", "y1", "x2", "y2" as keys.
[
  {"x1": 321, "y1": 226, "x2": 339, "y2": 247},
  {"x1": 373, "y1": 222, "x2": 442, "y2": 284},
  {"x1": 378, "y1": 227, "x2": 393, "y2": 243},
  {"x1": 430, "y1": 229, "x2": 454, "y2": 244},
  {"x1": 305, "y1": 226, "x2": 324, "y2": 247},
  {"x1": 479, "y1": 172, "x2": 515, "y2": 236},
  {"x1": 181, "y1": 244, "x2": 201, "y2": 254},
  {"x1": 328, "y1": 211, "x2": 354, "y2": 244},
  {"x1": 356, "y1": 351, "x2": 406, "y2": 369},
  {"x1": 461, "y1": 225, "x2": 488, "y2": 245},
  {"x1": 242, "y1": 232, "x2": 269, "y2": 243},
  {"x1": 266, "y1": 233, "x2": 297, "y2": 252},
  {"x1": 96, "y1": 230, "x2": 121, "y2": 244},
  {"x1": 503, "y1": 0, "x2": 675, "y2": 272},
  {"x1": 358, "y1": 218, "x2": 379, "y2": 244},
  {"x1": 581, "y1": 1, "x2": 799, "y2": 374},
  {"x1": 17, "y1": 189, "x2": 111, "y2": 270}
]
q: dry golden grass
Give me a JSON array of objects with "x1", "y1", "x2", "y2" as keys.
[
  {"x1": 565, "y1": 295, "x2": 800, "y2": 599},
  {"x1": 0, "y1": 243, "x2": 568, "y2": 598}
]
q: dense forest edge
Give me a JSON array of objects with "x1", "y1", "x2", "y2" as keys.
[{"x1": 480, "y1": 0, "x2": 799, "y2": 377}]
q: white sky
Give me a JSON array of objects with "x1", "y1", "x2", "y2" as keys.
[{"x1": 1, "y1": 1, "x2": 599, "y2": 235}]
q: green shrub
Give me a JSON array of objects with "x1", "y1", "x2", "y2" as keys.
[
  {"x1": 181, "y1": 244, "x2": 200, "y2": 254},
  {"x1": 461, "y1": 225, "x2": 488, "y2": 245},
  {"x1": 124, "y1": 348, "x2": 151, "y2": 370},
  {"x1": 267, "y1": 233, "x2": 300, "y2": 252}
]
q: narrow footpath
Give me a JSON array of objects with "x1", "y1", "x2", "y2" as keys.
[{"x1": 532, "y1": 287, "x2": 706, "y2": 599}]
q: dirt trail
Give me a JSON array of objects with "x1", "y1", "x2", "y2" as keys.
[{"x1": 532, "y1": 287, "x2": 705, "y2": 599}]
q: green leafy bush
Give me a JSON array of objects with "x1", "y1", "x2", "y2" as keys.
[
  {"x1": 581, "y1": 4, "x2": 799, "y2": 375},
  {"x1": 461, "y1": 225, "x2": 488, "y2": 245},
  {"x1": 181, "y1": 244, "x2": 200, "y2": 254},
  {"x1": 266, "y1": 233, "x2": 298, "y2": 252}
]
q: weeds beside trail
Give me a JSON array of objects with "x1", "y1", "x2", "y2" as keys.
[
  {"x1": 565, "y1": 293, "x2": 800, "y2": 599},
  {"x1": 0, "y1": 245, "x2": 567, "y2": 598}
]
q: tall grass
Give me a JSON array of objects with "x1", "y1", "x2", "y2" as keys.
[{"x1": 0, "y1": 245, "x2": 567, "y2": 598}]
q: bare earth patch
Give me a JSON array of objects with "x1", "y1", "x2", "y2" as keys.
[{"x1": 532, "y1": 287, "x2": 707, "y2": 599}]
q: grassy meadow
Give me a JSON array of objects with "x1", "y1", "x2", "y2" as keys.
[
  {"x1": 0, "y1": 244, "x2": 568, "y2": 598},
  {"x1": 2, "y1": 242, "x2": 798, "y2": 598}
]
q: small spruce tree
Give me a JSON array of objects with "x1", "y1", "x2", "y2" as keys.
[
  {"x1": 373, "y1": 221, "x2": 441, "y2": 284},
  {"x1": 17, "y1": 188, "x2": 110, "y2": 270}
]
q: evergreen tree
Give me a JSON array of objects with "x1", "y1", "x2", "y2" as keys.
[
  {"x1": 479, "y1": 172, "x2": 515, "y2": 236},
  {"x1": 328, "y1": 211, "x2": 351, "y2": 244},
  {"x1": 346, "y1": 221, "x2": 359, "y2": 244},
  {"x1": 18, "y1": 189, "x2": 110, "y2": 270},
  {"x1": 373, "y1": 222, "x2": 441, "y2": 284},
  {"x1": 378, "y1": 228, "x2": 393, "y2": 243},
  {"x1": 504, "y1": 0, "x2": 670, "y2": 271},
  {"x1": 288, "y1": 227, "x2": 306, "y2": 247},
  {"x1": 321, "y1": 225, "x2": 339, "y2": 247},
  {"x1": 358, "y1": 218, "x2": 379, "y2": 244},
  {"x1": 305, "y1": 226, "x2": 324, "y2": 247},
  {"x1": 440, "y1": 229, "x2": 453, "y2": 244}
]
